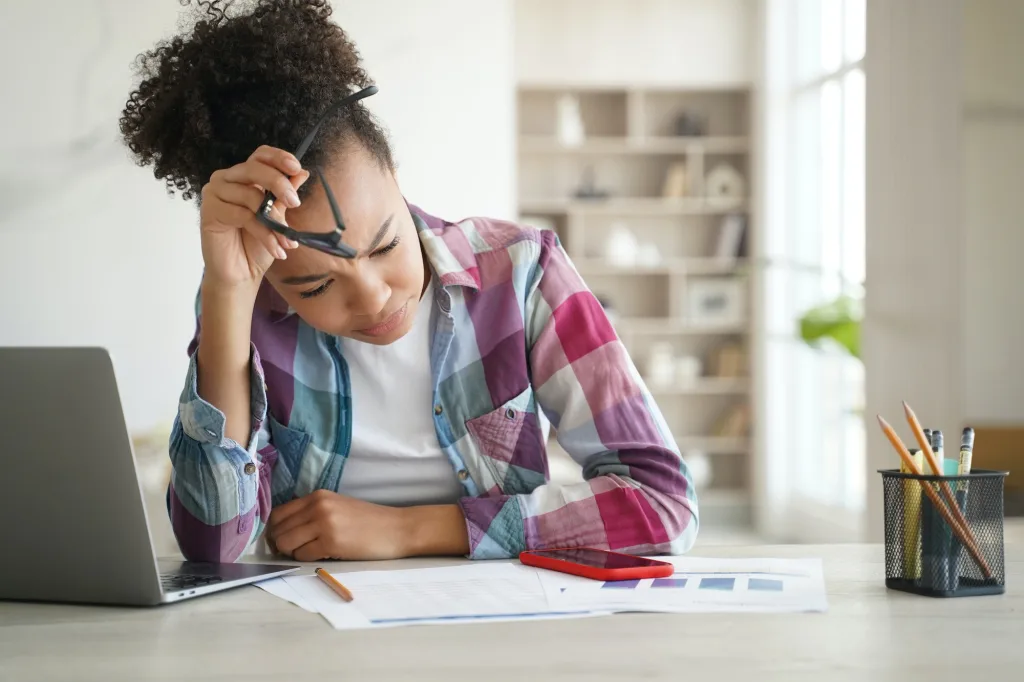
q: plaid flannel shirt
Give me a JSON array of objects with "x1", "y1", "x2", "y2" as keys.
[{"x1": 169, "y1": 205, "x2": 699, "y2": 561}]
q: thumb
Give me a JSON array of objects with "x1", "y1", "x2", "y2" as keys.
[{"x1": 291, "y1": 169, "x2": 311, "y2": 191}]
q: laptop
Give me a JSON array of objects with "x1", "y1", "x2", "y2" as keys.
[{"x1": 0, "y1": 346, "x2": 298, "y2": 606}]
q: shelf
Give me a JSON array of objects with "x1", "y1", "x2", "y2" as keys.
[
  {"x1": 647, "y1": 378, "x2": 750, "y2": 396},
  {"x1": 519, "y1": 135, "x2": 748, "y2": 155},
  {"x1": 615, "y1": 318, "x2": 747, "y2": 335},
  {"x1": 518, "y1": 197, "x2": 746, "y2": 215},
  {"x1": 576, "y1": 258, "x2": 747, "y2": 277},
  {"x1": 675, "y1": 437, "x2": 750, "y2": 454}
]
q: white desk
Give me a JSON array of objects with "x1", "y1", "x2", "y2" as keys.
[{"x1": 1, "y1": 543, "x2": 1022, "y2": 682}]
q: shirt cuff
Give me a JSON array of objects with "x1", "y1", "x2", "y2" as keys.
[{"x1": 177, "y1": 343, "x2": 268, "y2": 452}]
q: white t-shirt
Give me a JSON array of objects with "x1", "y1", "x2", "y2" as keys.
[{"x1": 335, "y1": 279, "x2": 464, "y2": 506}]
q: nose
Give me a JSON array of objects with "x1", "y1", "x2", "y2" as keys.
[{"x1": 345, "y1": 270, "x2": 391, "y2": 318}]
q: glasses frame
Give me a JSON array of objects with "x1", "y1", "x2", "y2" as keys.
[{"x1": 256, "y1": 85, "x2": 379, "y2": 259}]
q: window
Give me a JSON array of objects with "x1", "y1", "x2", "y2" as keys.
[{"x1": 761, "y1": 0, "x2": 866, "y2": 537}]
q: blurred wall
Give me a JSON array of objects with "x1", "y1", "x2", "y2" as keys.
[
  {"x1": 961, "y1": 0, "x2": 1024, "y2": 423},
  {"x1": 0, "y1": 0, "x2": 514, "y2": 434},
  {"x1": 865, "y1": 0, "x2": 1024, "y2": 537},
  {"x1": 515, "y1": 0, "x2": 754, "y2": 87}
]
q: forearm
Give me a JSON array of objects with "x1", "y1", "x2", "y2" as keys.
[
  {"x1": 400, "y1": 504, "x2": 471, "y2": 557},
  {"x1": 167, "y1": 417, "x2": 269, "y2": 563},
  {"x1": 195, "y1": 280, "x2": 259, "y2": 446},
  {"x1": 458, "y1": 462, "x2": 698, "y2": 560}
]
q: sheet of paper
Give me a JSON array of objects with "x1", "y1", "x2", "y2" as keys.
[
  {"x1": 254, "y1": 577, "x2": 317, "y2": 612},
  {"x1": 546, "y1": 556, "x2": 828, "y2": 614},
  {"x1": 264, "y1": 563, "x2": 604, "y2": 630}
]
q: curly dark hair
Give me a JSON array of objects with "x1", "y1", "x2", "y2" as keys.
[{"x1": 119, "y1": 0, "x2": 394, "y2": 202}]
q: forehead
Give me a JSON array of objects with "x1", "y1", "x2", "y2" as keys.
[{"x1": 288, "y1": 145, "x2": 395, "y2": 252}]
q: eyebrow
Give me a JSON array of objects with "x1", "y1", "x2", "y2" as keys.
[
  {"x1": 281, "y1": 272, "x2": 331, "y2": 285},
  {"x1": 361, "y1": 214, "x2": 395, "y2": 256},
  {"x1": 280, "y1": 214, "x2": 396, "y2": 286}
]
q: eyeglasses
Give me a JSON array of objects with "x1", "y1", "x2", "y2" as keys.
[{"x1": 256, "y1": 85, "x2": 379, "y2": 259}]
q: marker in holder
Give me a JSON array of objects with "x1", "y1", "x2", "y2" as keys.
[{"x1": 879, "y1": 468, "x2": 1007, "y2": 597}]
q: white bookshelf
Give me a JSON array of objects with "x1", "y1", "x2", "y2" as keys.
[{"x1": 518, "y1": 85, "x2": 754, "y2": 528}]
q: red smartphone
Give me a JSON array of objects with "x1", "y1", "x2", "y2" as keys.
[{"x1": 519, "y1": 547, "x2": 675, "y2": 581}]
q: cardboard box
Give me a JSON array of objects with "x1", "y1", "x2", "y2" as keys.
[{"x1": 973, "y1": 426, "x2": 1023, "y2": 515}]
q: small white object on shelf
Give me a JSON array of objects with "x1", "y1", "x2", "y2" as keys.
[
  {"x1": 604, "y1": 222, "x2": 638, "y2": 267},
  {"x1": 685, "y1": 450, "x2": 713, "y2": 488},
  {"x1": 645, "y1": 342, "x2": 676, "y2": 388},
  {"x1": 675, "y1": 355, "x2": 703, "y2": 386},
  {"x1": 705, "y1": 163, "x2": 745, "y2": 209},
  {"x1": 636, "y1": 242, "x2": 662, "y2": 268},
  {"x1": 556, "y1": 94, "x2": 585, "y2": 147}
]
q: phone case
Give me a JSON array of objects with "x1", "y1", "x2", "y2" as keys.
[{"x1": 519, "y1": 548, "x2": 675, "y2": 581}]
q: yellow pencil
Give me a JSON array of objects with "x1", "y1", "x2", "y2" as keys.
[
  {"x1": 315, "y1": 567, "x2": 354, "y2": 602},
  {"x1": 900, "y1": 447, "x2": 924, "y2": 580},
  {"x1": 902, "y1": 402, "x2": 977, "y2": 544},
  {"x1": 876, "y1": 415, "x2": 992, "y2": 579}
]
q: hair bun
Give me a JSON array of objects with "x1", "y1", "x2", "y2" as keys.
[{"x1": 120, "y1": 0, "x2": 393, "y2": 202}]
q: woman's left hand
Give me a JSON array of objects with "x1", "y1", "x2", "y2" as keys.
[{"x1": 266, "y1": 489, "x2": 411, "y2": 561}]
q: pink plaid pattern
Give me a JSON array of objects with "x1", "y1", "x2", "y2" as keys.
[{"x1": 165, "y1": 204, "x2": 698, "y2": 562}]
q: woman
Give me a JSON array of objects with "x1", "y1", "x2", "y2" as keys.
[{"x1": 119, "y1": 0, "x2": 698, "y2": 563}]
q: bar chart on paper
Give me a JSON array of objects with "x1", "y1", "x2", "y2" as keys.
[{"x1": 549, "y1": 557, "x2": 828, "y2": 614}]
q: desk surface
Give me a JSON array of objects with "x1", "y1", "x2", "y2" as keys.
[{"x1": 2, "y1": 543, "x2": 1022, "y2": 682}]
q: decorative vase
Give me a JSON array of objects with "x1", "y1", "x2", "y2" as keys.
[
  {"x1": 605, "y1": 223, "x2": 638, "y2": 267},
  {"x1": 556, "y1": 94, "x2": 585, "y2": 147}
]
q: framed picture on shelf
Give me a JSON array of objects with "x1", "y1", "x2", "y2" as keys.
[{"x1": 685, "y1": 277, "x2": 746, "y2": 327}]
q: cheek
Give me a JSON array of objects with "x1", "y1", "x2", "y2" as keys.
[
  {"x1": 393, "y1": 239, "x2": 425, "y2": 293},
  {"x1": 288, "y1": 298, "x2": 347, "y2": 333}
]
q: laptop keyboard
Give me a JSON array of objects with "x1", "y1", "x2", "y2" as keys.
[{"x1": 160, "y1": 573, "x2": 225, "y2": 592}]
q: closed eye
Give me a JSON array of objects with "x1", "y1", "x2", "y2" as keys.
[
  {"x1": 299, "y1": 280, "x2": 333, "y2": 299},
  {"x1": 370, "y1": 235, "x2": 401, "y2": 258}
]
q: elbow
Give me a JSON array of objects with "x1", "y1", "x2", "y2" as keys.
[
  {"x1": 662, "y1": 495, "x2": 699, "y2": 555},
  {"x1": 168, "y1": 486, "x2": 251, "y2": 563},
  {"x1": 616, "y1": 449, "x2": 700, "y2": 555}
]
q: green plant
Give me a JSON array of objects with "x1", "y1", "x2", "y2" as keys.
[{"x1": 798, "y1": 294, "x2": 862, "y2": 360}]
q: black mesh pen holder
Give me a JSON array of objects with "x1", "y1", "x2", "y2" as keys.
[{"x1": 879, "y1": 468, "x2": 1007, "y2": 597}]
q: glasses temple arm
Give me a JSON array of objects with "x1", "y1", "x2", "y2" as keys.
[
  {"x1": 315, "y1": 165, "x2": 347, "y2": 238},
  {"x1": 293, "y1": 85, "x2": 379, "y2": 161}
]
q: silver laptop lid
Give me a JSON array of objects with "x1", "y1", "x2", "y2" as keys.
[{"x1": 0, "y1": 347, "x2": 163, "y2": 605}]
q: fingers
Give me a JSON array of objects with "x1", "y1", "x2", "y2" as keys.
[
  {"x1": 265, "y1": 531, "x2": 280, "y2": 557},
  {"x1": 273, "y1": 521, "x2": 320, "y2": 558},
  {"x1": 204, "y1": 182, "x2": 295, "y2": 261},
  {"x1": 267, "y1": 494, "x2": 314, "y2": 533},
  {"x1": 196, "y1": 145, "x2": 312, "y2": 282},
  {"x1": 213, "y1": 181, "x2": 265, "y2": 215},
  {"x1": 292, "y1": 538, "x2": 330, "y2": 562},
  {"x1": 222, "y1": 161, "x2": 301, "y2": 210},
  {"x1": 249, "y1": 144, "x2": 303, "y2": 177},
  {"x1": 219, "y1": 204, "x2": 288, "y2": 260}
]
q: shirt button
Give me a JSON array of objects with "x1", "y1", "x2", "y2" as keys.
[
  {"x1": 458, "y1": 469, "x2": 469, "y2": 481},
  {"x1": 434, "y1": 404, "x2": 443, "y2": 415},
  {"x1": 243, "y1": 463, "x2": 257, "y2": 475}
]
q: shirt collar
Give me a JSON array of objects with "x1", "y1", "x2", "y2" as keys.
[{"x1": 409, "y1": 203, "x2": 481, "y2": 291}]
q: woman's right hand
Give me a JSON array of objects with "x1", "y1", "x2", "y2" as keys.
[{"x1": 198, "y1": 145, "x2": 310, "y2": 290}]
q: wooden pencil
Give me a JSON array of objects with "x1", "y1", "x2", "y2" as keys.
[
  {"x1": 315, "y1": 567, "x2": 354, "y2": 602},
  {"x1": 876, "y1": 415, "x2": 992, "y2": 579},
  {"x1": 902, "y1": 402, "x2": 979, "y2": 548}
]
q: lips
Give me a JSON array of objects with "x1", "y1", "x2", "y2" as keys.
[{"x1": 356, "y1": 302, "x2": 409, "y2": 337}]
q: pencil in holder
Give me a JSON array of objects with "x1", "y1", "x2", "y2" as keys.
[{"x1": 879, "y1": 468, "x2": 1007, "y2": 597}]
